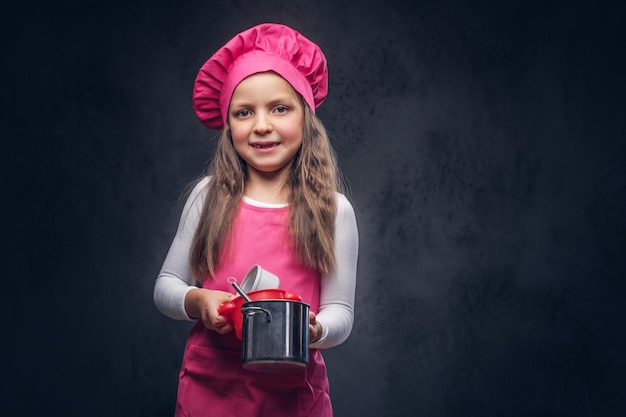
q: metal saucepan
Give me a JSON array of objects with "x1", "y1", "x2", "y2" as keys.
[{"x1": 241, "y1": 299, "x2": 310, "y2": 372}]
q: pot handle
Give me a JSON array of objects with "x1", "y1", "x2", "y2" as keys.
[
  {"x1": 241, "y1": 306, "x2": 272, "y2": 322},
  {"x1": 218, "y1": 302, "x2": 235, "y2": 322}
]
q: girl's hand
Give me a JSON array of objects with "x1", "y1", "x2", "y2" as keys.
[
  {"x1": 184, "y1": 288, "x2": 236, "y2": 334},
  {"x1": 309, "y1": 311, "x2": 323, "y2": 344}
]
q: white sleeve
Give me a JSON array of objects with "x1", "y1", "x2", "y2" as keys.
[
  {"x1": 310, "y1": 193, "x2": 359, "y2": 349},
  {"x1": 153, "y1": 177, "x2": 209, "y2": 321}
]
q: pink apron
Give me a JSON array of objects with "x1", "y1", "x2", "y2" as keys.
[{"x1": 174, "y1": 201, "x2": 333, "y2": 417}]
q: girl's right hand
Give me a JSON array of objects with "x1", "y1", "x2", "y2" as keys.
[{"x1": 184, "y1": 288, "x2": 236, "y2": 334}]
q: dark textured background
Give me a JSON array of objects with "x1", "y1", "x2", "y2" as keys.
[{"x1": 3, "y1": 0, "x2": 625, "y2": 416}]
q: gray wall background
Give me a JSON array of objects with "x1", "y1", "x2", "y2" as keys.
[{"x1": 3, "y1": 0, "x2": 625, "y2": 416}]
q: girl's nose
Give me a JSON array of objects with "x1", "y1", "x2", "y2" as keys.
[{"x1": 253, "y1": 114, "x2": 274, "y2": 135}]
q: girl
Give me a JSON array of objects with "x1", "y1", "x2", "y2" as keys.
[{"x1": 153, "y1": 23, "x2": 359, "y2": 417}]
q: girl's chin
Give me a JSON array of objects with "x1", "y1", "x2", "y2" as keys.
[{"x1": 247, "y1": 164, "x2": 291, "y2": 177}]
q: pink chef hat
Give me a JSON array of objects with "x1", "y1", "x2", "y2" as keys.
[{"x1": 192, "y1": 23, "x2": 328, "y2": 130}]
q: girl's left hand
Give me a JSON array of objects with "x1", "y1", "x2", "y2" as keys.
[{"x1": 309, "y1": 311, "x2": 323, "y2": 344}]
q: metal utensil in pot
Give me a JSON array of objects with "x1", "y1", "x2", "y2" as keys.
[{"x1": 227, "y1": 276, "x2": 252, "y2": 302}]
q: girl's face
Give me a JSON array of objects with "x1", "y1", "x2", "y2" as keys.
[{"x1": 228, "y1": 72, "x2": 304, "y2": 179}]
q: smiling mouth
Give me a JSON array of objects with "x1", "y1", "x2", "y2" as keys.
[{"x1": 252, "y1": 143, "x2": 279, "y2": 149}]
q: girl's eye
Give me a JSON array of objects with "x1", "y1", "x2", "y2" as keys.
[
  {"x1": 236, "y1": 109, "x2": 252, "y2": 118},
  {"x1": 273, "y1": 105, "x2": 288, "y2": 114}
]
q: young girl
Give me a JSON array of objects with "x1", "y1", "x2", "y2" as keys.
[{"x1": 153, "y1": 23, "x2": 359, "y2": 417}]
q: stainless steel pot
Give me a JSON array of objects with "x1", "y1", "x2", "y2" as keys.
[{"x1": 241, "y1": 300, "x2": 310, "y2": 372}]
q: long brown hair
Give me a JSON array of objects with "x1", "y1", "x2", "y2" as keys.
[{"x1": 189, "y1": 104, "x2": 343, "y2": 282}]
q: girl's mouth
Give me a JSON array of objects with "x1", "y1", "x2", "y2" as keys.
[{"x1": 252, "y1": 143, "x2": 279, "y2": 149}]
